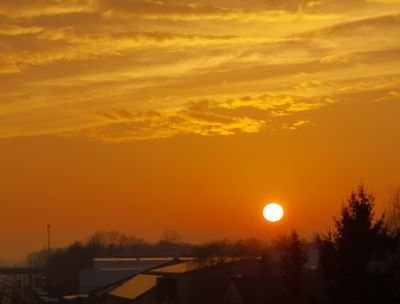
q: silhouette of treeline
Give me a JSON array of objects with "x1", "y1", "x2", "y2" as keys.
[
  {"x1": 27, "y1": 231, "x2": 295, "y2": 294},
  {"x1": 28, "y1": 232, "x2": 282, "y2": 265},
  {"x1": 26, "y1": 185, "x2": 400, "y2": 303}
]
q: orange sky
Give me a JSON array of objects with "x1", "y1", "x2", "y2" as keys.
[{"x1": 1, "y1": 0, "x2": 400, "y2": 263}]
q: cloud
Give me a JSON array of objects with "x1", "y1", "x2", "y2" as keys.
[
  {"x1": 300, "y1": 13, "x2": 400, "y2": 47},
  {"x1": 96, "y1": 0, "x2": 230, "y2": 19},
  {"x1": 284, "y1": 119, "x2": 313, "y2": 130},
  {"x1": 77, "y1": 104, "x2": 266, "y2": 142},
  {"x1": 67, "y1": 92, "x2": 336, "y2": 142},
  {"x1": 295, "y1": 80, "x2": 324, "y2": 89},
  {"x1": 0, "y1": 0, "x2": 93, "y2": 18},
  {"x1": 0, "y1": 0, "x2": 399, "y2": 141},
  {"x1": 320, "y1": 55, "x2": 349, "y2": 64},
  {"x1": 337, "y1": 74, "x2": 400, "y2": 94},
  {"x1": 366, "y1": 0, "x2": 400, "y2": 3},
  {"x1": 0, "y1": 0, "x2": 346, "y2": 23},
  {"x1": 0, "y1": 25, "x2": 43, "y2": 36},
  {"x1": 208, "y1": 94, "x2": 336, "y2": 115},
  {"x1": 316, "y1": 13, "x2": 400, "y2": 36},
  {"x1": 0, "y1": 28, "x2": 267, "y2": 73}
]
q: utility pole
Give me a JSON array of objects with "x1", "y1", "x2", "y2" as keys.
[{"x1": 47, "y1": 224, "x2": 50, "y2": 262}]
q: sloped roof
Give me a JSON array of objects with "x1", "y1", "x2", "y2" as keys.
[
  {"x1": 104, "y1": 260, "x2": 198, "y2": 301},
  {"x1": 90, "y1": 258, "x2": 179, "y2": 296},
  {"x1": 149, "y1": 261, "x2": 198, "y2": 274},
  {"x1": 109, "y1": 274, "x2": 160, "y2": 300}
]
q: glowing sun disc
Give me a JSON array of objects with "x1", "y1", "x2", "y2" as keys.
[{"x1": 263, "y1": 203, "x2": 284, "y2": 222}]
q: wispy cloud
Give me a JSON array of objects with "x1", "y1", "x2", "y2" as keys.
[
  {"x1": 64, "y1": 93, "x2": 335, "y2": 142},
  {"x1": 77, "y1": 104, "x2": 266, "y2": 142},
  {"x1": 0, "y1": 0, "x2": 399, "y2": 141}
]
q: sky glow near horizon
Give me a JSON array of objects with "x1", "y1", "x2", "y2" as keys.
[{"x1": 1, "y1": 0, "x2": 400, "y2": 262}]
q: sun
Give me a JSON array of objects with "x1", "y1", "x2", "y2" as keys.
[{"x1": 263, "y1": 203, "x2": 284, "y2": 222}]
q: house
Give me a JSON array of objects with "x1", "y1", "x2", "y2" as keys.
[
  {"x1": 79, "y1": 257, "x2": 176, "y2": 294},
  {"x1": 96, "y1": 258, "x2": 267, "y2": 304},
  {"x1": 104, "y1": 260, "x2": 204, "y2": 304}
]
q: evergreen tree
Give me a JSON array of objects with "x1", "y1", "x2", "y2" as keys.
[
  {"x1": 317, "y1": 185, "x2": 398, "y2": 304},
  {"x1": 280, "y1": 230, "x2": 308, "y2": 299}
]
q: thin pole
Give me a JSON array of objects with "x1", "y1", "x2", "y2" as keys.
[{"x1": 47, "y1": 224, "x2": 50, "y2": 262}]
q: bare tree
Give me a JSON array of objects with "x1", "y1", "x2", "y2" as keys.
[{"x1": 161, "y1": 230, "x2": 183, "y2": 244}]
